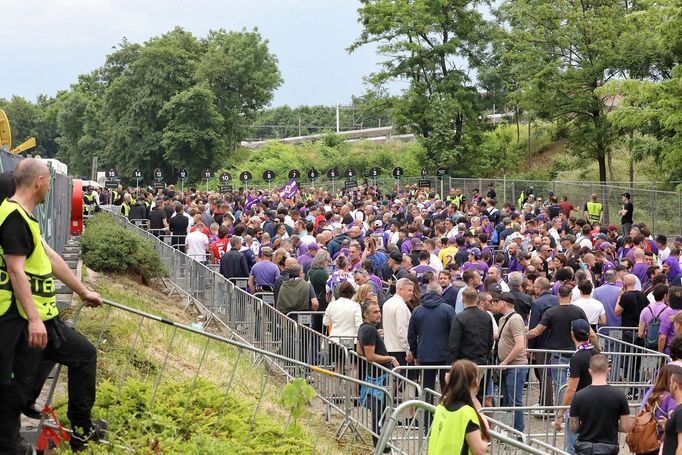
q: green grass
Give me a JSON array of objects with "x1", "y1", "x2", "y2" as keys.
[{"x1": 51, "y1": 274, "x2": 359, "y2": 454}]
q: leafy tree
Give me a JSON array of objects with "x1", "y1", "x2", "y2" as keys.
[
  {"x1": 160, "y1": 84, "x2": 226, "y2": 178},
  {"x1": 350, "y1": 0, "x2": 490, "y2": 168},
  {"x1": 495, "y1": 0, "x2": 668, "y2": 183},
  {"x1": 50, "y1": 27, "x2": 280, "y2": 182},
  {"x1": 197, "y1": 29, "x2": 282, "y2": 151},
  {"x1": 599, "y1": 0, "x2": 682, "y2": 183}
]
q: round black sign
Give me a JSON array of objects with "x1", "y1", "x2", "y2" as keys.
[
  {"x1": 133, "y1": 168, "x2": 142, "y2": 179},
  {"x1": 219, "y1": 172, "x2": 231, "y2": 183},
  {"x1": 153, "y1": 168, "x2": 163, "y2": 180},
  {"x1": 202, "y1": 169, "x2": 213, "y2": 179},
  {"x1": 307, "y1": 168, "x2": 318, "y2": 181},
  {"x1": 421, "y1": 167, "x2": 428, "y2": 177},
  {"x1": 178, "y1": 168, "x2": 189, "y2": 179},
  {"x1": 327, "y1": 168, "x2": 339, "y2": 179},
  {"x1": 262, "y1": 170, "x2": 275, "y2": 182},
  {"x1": 344, "y1": 168, "x2": 356, "y2": 179},
  {"x1": 368, "y1": 167, "x2": 381, "y2": 178},
  {"x1": 436, "y1": 167, "x2": 447, "y2": 177},
  {"x1": 288, "y1": 169, "x2": 301, "y2": 179},
  {"x1": 239, "y1": 171, "x2": 253, "y2": 182},
  {"x1": 106, "y1": 169, "x2": 117, "y2": 179},
  {"x1": 392, "y1": 167, "x2": 404, "y2": 178}
]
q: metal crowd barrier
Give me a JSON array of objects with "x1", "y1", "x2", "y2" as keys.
[
  {"x1": 51, "y1": 298, "x2": 389, "y2": 453},
  {"x1": 374, "y1": 400, "x2": 569, "y2": 455},
  {"x1": 98, "y1": 208, "x2": 557, "y2": 453}
]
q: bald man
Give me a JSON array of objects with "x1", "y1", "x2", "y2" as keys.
[
  {"x1": 614, "y1": 274, "x2": 648, "y2": 345},
  {"x1": 0, "y1": 159, "x2": 104, "y2": 452}
]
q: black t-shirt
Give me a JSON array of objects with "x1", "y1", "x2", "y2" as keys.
[
  {"x1": 663, "y1": 404, "x2": 682, "y2": 455},
  {"x1": 621, "y1": 202, "x2": 633, "y2": 224},
  {"x1": 569, "y1": 348, "x2": 598, "y2": 391},
  {"x1": 168, "y1": 214, "x2": 189, "y2": 238},
  {"x1": 539, "y1": 304, "x2": 589, "y2": 350},
  {"x1": 357, "y1": 322, "x2": 392, "y2": 370},
  {"x1": 148, "y1": 208, "x2": 167, "y2": 230},
  {"x1": 0, "y1": 205, "x2": 34, "y2": 256},
  {"x1": 571, "y1": 385, "x2": 629, "y2": 444},
  {"x1": 620, "y1": 291, "x2": 648, "y2": 327}
]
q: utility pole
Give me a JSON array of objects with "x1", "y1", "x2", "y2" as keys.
[{"x1": 91, "y1": 156, "x2": 98, "y2": 181}]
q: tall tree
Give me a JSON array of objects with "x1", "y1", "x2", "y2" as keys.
[
  {"x1": 599, "y1": 0, "x2": 682, "y2": 183},
  {"x1": 197, "y1": 29, "x2": 282, "y2": 151},
  {"x1": 496, "y1": 0, "x2": 659, "y2": 183},
  {"x1": 350, "y1": 0, "x2": 490, "y2": 168}
]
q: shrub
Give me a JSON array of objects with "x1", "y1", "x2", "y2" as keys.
[{"x1": 81, "y1": 214, "x2": 167, "y2": 284}]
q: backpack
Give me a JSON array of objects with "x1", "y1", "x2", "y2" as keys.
[
  {"x1": 645, "y1": 306, "x2": 666, "y2": 350},
  {"x1": 625, "y1": 407, "x2": 659, "y2": 453}
]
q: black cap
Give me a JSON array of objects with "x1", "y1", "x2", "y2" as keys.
[
  {"x1": 571, "y1": 319, "x2": 590, "y2": 338},
  {"x1": 488, "y1": 283, "x2": 503, "y2": 300},
  {"x1": 389, "y1": 250, "x2": 403, "y2": 262}
]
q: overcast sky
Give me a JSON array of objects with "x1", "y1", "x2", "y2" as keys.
[{"x1": 0, "y1": 0, "x2": 399, "y2": 107}]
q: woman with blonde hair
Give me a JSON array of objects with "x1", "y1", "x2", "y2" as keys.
[
  {"x1": 428, "y1": 360, "x2": 489, "y2": 455},
  {"x1": 353, "y1": 284, "x2": 377, "y2": 305}
]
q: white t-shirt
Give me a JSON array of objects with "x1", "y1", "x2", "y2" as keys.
[
  {"x1": 185, "y1": 231, "x2": 208, "y2": 262},
  {"x1": 323, "y1": 297, "x2": 363, "y2": 340},
  {"x1": 573, "y1": 297, "x2": 605, "y2": 325}
]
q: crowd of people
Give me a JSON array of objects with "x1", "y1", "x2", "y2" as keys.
[{"x1": 111, "y1": 180, "x2": 682, "y2": 455}]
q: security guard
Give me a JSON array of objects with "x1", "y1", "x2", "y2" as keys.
[
  {"x1": 583, "y1": 193, "x2": 603, "y2": 224},
  {"x1": 82, "y1": 186, "x2": 95, "y2": 216},
  {"x1": 121, "y1": 193, "x2": 132, "y2": 217},
  {"x1": 111, "y1": 184, "x2": 123, "y2": 206},
  {"x1": 0, "y1": 158, "x2": 104, "y2": 452}
]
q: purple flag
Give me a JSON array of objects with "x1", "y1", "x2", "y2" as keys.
[
  {"x1": 277, "y1": 178, "x2": 298, "y2": 199},
  {"x1": 244, "y1": 192, "x2": 263, "y2": 211}
]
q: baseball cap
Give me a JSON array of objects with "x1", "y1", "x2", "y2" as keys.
[
  {"x1": 389, "y1": 250, "x2": 403, "y2": 262},
  {"x1": 447, "y1": 236, "x2": 457, "y2": 244},
  {"x1": 599, "y1": 241, "x2": 613, "y2": 250},
  {"x1": 622, "y1": 192, "x2": 631, "y2": 199},
  {"x1": 469, "y1": 247, "x2": 481, "y2": 259},
  {"x1": 374, "y1": 220, "x2": 383, "y2": 227},
  {"x1": 508, "y1": 232, "x2": 523, "y2": 241},
  {"x1": 488, "y1": 283, "x2": 503, "y2": 300},
  {"x1": 674, "y1": 235, "x2": 682, "y2": 245},
  {"x1": 571, "y1": 319, "x2": 590, "y2": 338},
  {"x1": 262, "y1": 247, "x2": 273, "y2": 257},
  {"x1": 499, "y1": 291, "x2": 516, "y2": 304},
  {"x1": 307, "y1": 243, "x2": 319, "y2": 252}
]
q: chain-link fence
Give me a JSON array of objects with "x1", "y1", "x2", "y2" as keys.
[
  {"x1": 443, "y1": 178, "x2": 681, "y2": 237},
  {"x1": 0, "y1": 151, "x2": 72, "y2": 253}
]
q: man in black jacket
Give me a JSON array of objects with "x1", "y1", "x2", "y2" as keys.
[
  {"x1": 448, "y1": 287, "x2": 493, "y2": 366},
  {"x1": 219, "y1": 237, "x2": 249, "y2": 280},
  {"x1": 408, "y1": 281, "x2": 454, "y2": 397}
]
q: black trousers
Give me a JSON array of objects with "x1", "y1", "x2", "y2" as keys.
[
  {"x1": 0, "y1": 308, "x2": 41, "y2": 454},
  {"x1": 36, "y1": 317, "x2": 97, "y2": 427},
  {"x1": 0, "y1": 309, "x2": 97, "y2": 454}
]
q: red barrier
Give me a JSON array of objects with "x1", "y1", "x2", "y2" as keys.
[{"x1": 71, "y1": 179, "x2": 83, "y2": 235}]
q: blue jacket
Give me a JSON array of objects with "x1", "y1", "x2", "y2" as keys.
[
  {"x1": 408, "y1": 293, "x2": 455, "y2": 363},
  {"x1": 528, "y1": 291, "x2": 558, "y2": 349}
]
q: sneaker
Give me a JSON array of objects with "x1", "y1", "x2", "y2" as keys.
[
  {"x1": 22, "y1": 403, "x2": 42, "y2": 420},
  {"x1": 70, "y1": 419, "x2": 108, "y2": 452}
]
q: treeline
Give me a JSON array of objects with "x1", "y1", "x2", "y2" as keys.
[
  {"x1": 2, "y1": 27, "x2": 282, "y2": 180},
  {"x1": 2, "y1": 0, "x2": 681, "y2": 184},
  {"x1": 350, "y1": 0, "x2": 682, "y2": 184}
]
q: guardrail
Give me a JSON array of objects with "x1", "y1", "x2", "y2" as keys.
[{"x1": 99, "y1": 208, "x2": 556, "y2": 453}]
